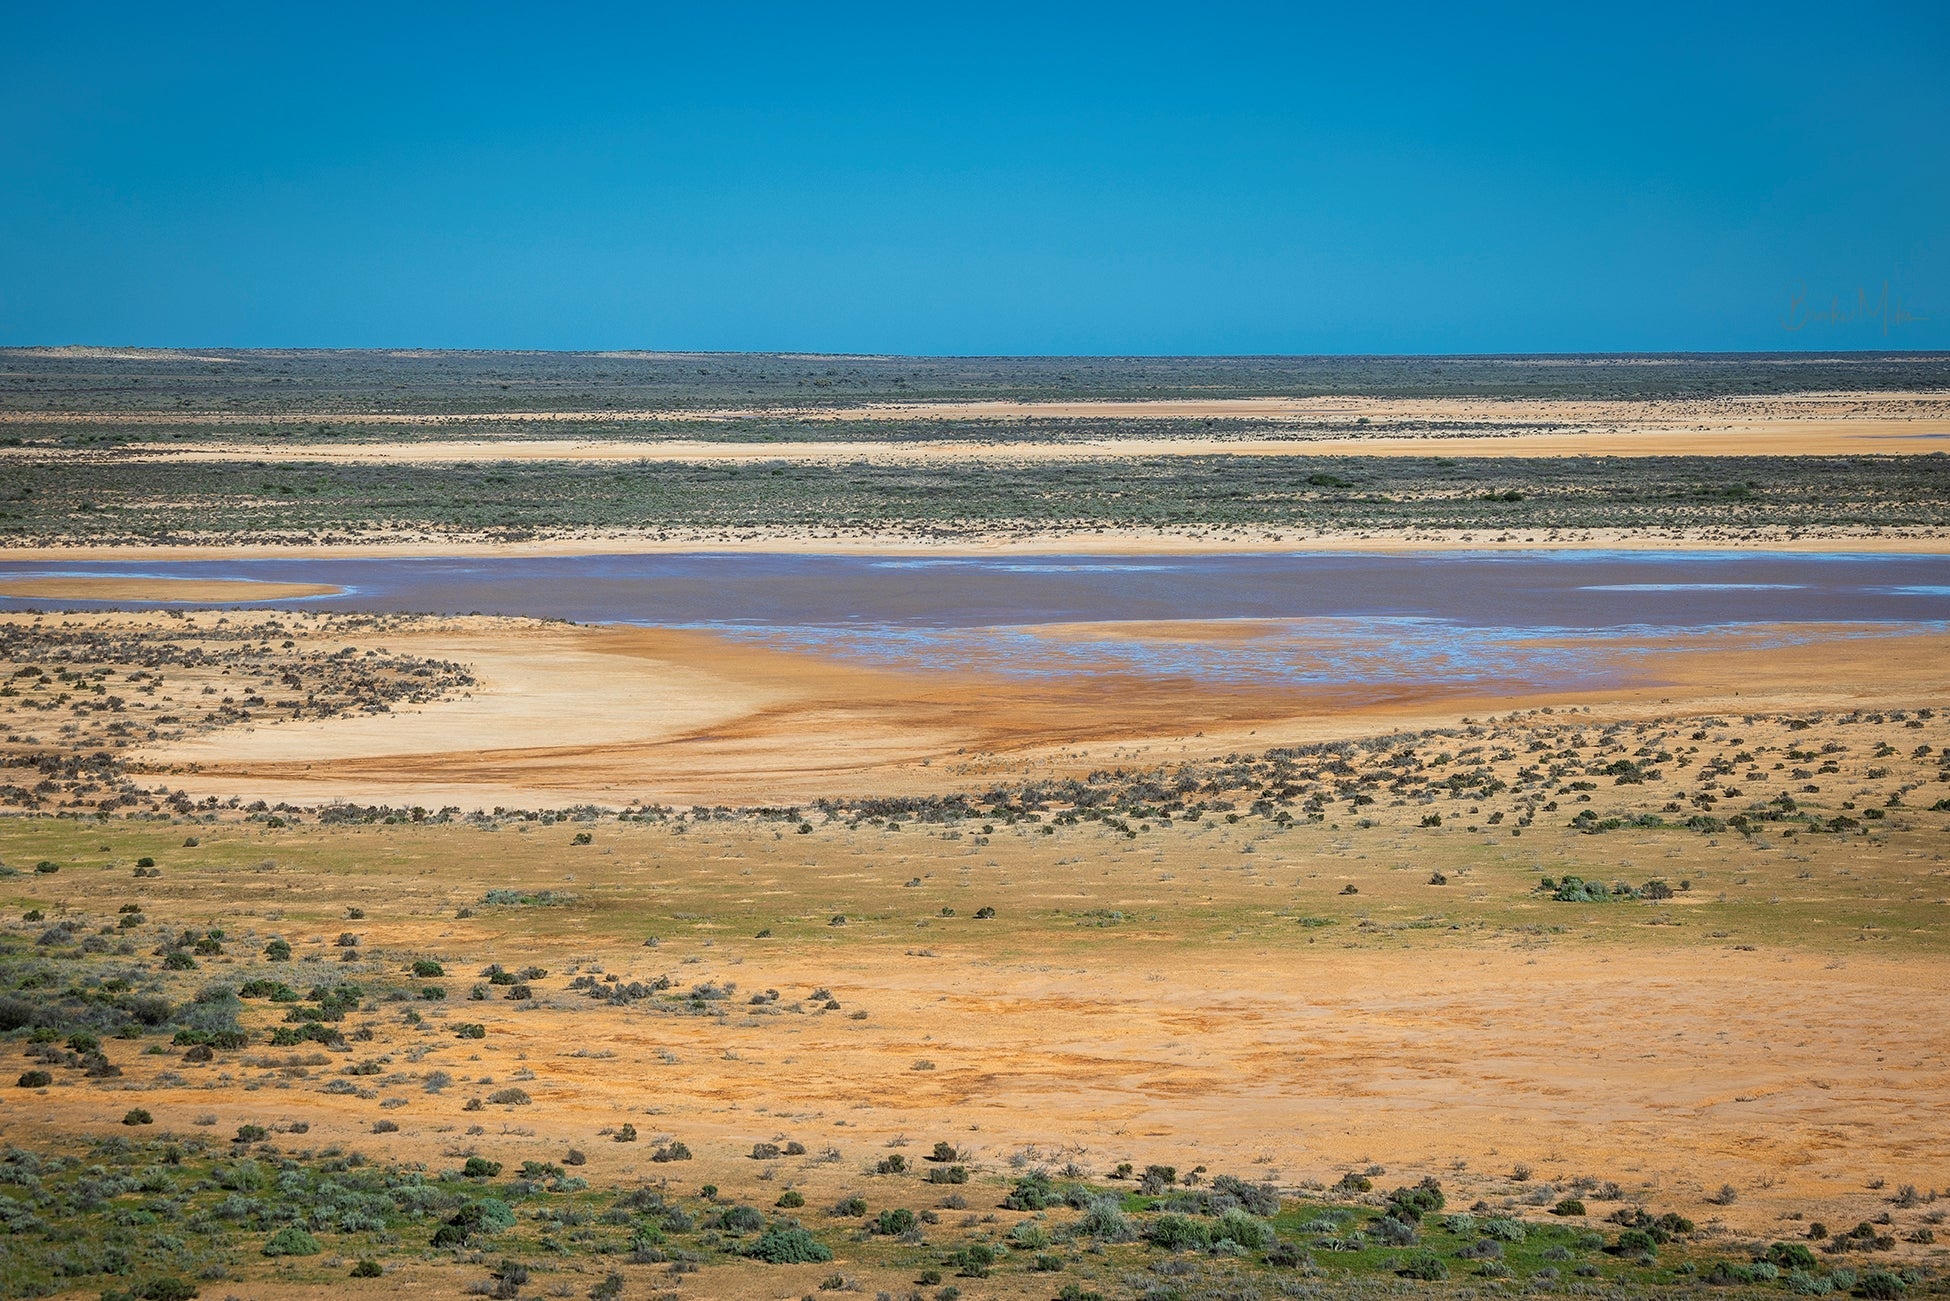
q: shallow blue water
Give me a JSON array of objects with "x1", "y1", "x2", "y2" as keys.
[
  {"x1": 3, "y1": 550, "x2": 1947, "y2": 626},
  {"x1": 2, "y1": 551, "x2": 1944, "y2": 691}
]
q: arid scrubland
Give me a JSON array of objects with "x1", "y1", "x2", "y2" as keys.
[
  {"x1": 3, "y1": 349, "x2": 1950, "y2": 552},
  {"x1": 3, "y1": 678, "x2": 1947, "y2": 1299},
  {"x1": 0, "y1": 351, "x2": 1946, "y2": 1300}
]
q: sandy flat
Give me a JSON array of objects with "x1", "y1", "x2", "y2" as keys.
[
  {"x1": 132, "y1": 614, "x2": 1950, "y2": 810},
  {"x1": 3, "y1": 528, "x2": 1949, "y2": 567},
  {"x1": 0, "y1": 575, "x2": 340, "y2": 602},
  {"x1": 4, "y1": 604, "x2": 1949, "y2": 1284},
  {"x1": 6, "y1": 389, "x2": 1948, "y2": 426},
  {"x1": 7, "y1": 793, "x2": 1947, "y2": 1257},
  {"x1": 46, "y1": 418, "x2": 1948, "y2": 464}
]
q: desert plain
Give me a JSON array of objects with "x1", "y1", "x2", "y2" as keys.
[{"x1": 0, "y1": 350, "x2": 1946, "y2": 1301}]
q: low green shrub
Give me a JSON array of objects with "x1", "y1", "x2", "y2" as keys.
[
  {"x1": 746, "y1": 1226, "x2": 833, "y2": 1264},
  {"x1": 262, "y1": 1225, "x2": 321, "y2": 1256},
  {"x1": 1398, "y1": 1252, "x2": 1448, "y2": 1280}
]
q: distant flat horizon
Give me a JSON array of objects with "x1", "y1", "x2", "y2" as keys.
[
  {"x1": 7, "y1": 346, "x2": 1950, "y2": 360},
  {"x1": 7, "y1": 348, "x2": 1948, "y2": 412}
]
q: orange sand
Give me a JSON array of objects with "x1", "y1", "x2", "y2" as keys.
[
  {"x1": 0, "y1": 575, "x2": 339, "y2": 602},
  {"x1": 135, "y1": 617, "x2": 1950, "y2": 810}
]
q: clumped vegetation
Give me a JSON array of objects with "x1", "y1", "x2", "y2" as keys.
[
  {"x1": 4, "y1": 452, "x2": 1948, "y2": 547},
  {"x1": 10, "y1": 350, "x2": 1943, "y2": 426},
  {"x1": 0, "y1": 612, "x2": 473, "y2": 814},
  {"x1": 792, "y1": 705, "x2": 1950, "y2": 861},
  {"x1": 2, "y1": 1136, "x2": 1925, "y2": 1299},
  {"x1": 0, "y1": 623, "x2": 1944, "y2": 1299}
]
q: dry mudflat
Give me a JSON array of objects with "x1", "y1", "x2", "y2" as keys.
[
  {"x1": 1, "y1": 606, "x2": 1945, "y2": 810},
  {"x1": 120, "y1": 617, "x2": 1950, "y2": 810}
]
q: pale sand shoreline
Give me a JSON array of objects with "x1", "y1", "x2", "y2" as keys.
[
  {"x1": 25, "y1": 419, "x2": 1945, "y2": 463},
  {"x1": 108, "y1": 611, "x2": 1950, "y2": 810},
  {"x1": 2, "y1": 527, "x2": 1946, "y2": 564},
  {"x1": 0, "y1": 575, "x2": 341, "y2": 602},
  {"x1": 5, "y1": 388, "x2": 1947, "y2": 425}
]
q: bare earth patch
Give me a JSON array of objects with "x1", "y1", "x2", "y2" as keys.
[{"x1": 0, "y1": 575, "x2": 339, "y2": 603}]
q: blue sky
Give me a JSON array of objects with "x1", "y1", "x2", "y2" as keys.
[{"x1": 2, "y1": 2, "x2": 1945, "y2": 353}]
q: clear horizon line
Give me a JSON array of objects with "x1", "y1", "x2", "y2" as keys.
[{"x1": 6, "y1": 344, "x2": 1949, "y2": 361}]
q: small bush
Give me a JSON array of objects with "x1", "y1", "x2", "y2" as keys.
[
  {"x1": 1371, "y1": 1215, "x2": 1419, "y2": 1246},
  {"x1": 463, "y1": 1157, "x2": 503, "y2": 1178},
  {"x1": 1145, "y1": 1214, "x2": 1212, "y2": 1251},
  {"x1": 1386, "y1": 1177, "x2": 1446, "y2": 1222},
  {"x1": 17, "y1": 1070, "x2": 52, "y2": 1088},
  {"x1": 123, "y1": 1280, "x2": 199, "y2": 1301},
  {"x1": 872, "y1": 1207, "x2": 917, "y2": 1236},
  {"x1": 1002, "y1": 1171, "x2": 1058, "y2": 1210},
  {"x1": 351, "y1": 1260, "x2": 383, "y2": 1278},
  {"x1": 746, "y1": 1226, "x2": 833, "y2": 1264},
  {"x1": 1215, "y1": 1208, "x2": 1274, "y2": 1250},
  {"x1": 1398, "y1": 1253, "x2": 1449, "y2": 1280},
  {"x1": 1612, "y1": 1228, "x2": 1659, "y2": 1257},
  {"x1": 262, "y1": 1226, "x2": 322, "y2": 1256},
  {"x1": 719, "y1": 1204, "x2": 765, "y2": 1234},
  {"x1": 123, "y1": 1108, "x2": 154, "y2": 1125},
  {"x1": 1858, "y1": 1271, "x2": 1906, "y2": 1300},
  {"x1": 952, "y1": 1243, "x2": 996, "y2": 1277},
  {"x1": 1266, "y1": 1240, "x2": 1310, "y2": 1267}
]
